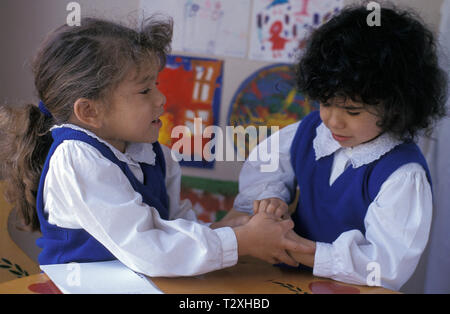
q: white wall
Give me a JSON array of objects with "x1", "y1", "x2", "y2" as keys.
[{"x1": 0, "y1": 0, "x2": 140, "y2": 104}]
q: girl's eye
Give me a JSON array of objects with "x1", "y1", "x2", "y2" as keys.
[
  {"x1": 139, "y1": 88, "x2": 150, "y2": 95},
  {"x1": 347, "y1": 111, "x2": 360, "y2": 116}
]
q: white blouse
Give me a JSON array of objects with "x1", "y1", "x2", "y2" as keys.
[
  {"x1": 233, "y1": 121, "x2": 432, "y2": 291},
  {"x1": 43, "y1": 124, "x2": 238, "y2": 277}
]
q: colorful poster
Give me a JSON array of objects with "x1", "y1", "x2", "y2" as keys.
[
  {"x1": 249, "y1": 0, "x2": 343, "y2": 63},
  {"x1": 140, "y1": 0, "x2": 251, "y2": 57},
  {"x1": 157, "y1": 55, "x2": 223, "y2": 168},
  {"x1": 227, "y1": 63, "x2": 319, "y2": 159},
  {"x1": 180, "y1": 176, "x2": 238, "y2": 223}
]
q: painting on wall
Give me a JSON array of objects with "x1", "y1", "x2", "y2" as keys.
[
  {"x1": 249, "y1": 0, "x2": 343, "y2": 63},
  {"x1": 157, "y1": 55, "x2": 223, "y2": 168},
  {"x1": 227, "y1": 63, "x2": 319, "y2": 160},
  {"x1": 180, "y1": 176, "x2": 238, "y2": 223},
  {"x1": 140, "y1": 0, "x2": 251, "y2": 57}
]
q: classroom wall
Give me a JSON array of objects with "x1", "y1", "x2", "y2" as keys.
[
  {"x1": 0, "y1": 0, "x2": 444, "y2": 182},
  {"x1": 153, "y1": 0, "x2": 445, "y2": 182},
  {"x1": 0, "y1": 0, "x2": 445, "y2": 293},
  {"x1": 0, "y1": 0, "x2": 140, "y2": 106}
]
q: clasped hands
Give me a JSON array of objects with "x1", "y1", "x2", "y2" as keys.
[{"x1": 214, "y1": 198, "x2": 316, "y2": 268}]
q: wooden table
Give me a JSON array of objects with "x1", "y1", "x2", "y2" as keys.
[{"x1": 0, "y1": 257, "x2": 397, "y2": 294}]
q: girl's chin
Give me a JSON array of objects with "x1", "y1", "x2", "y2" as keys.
[{"x1": 337, "y1": 140, "x2": 357, "y2": 148}]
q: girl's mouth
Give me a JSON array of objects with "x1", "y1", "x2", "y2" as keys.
[{"x1": 332, "y1": 133, "x2": 352, "y2": 142}]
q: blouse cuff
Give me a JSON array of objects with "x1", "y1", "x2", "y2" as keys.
[
  {"x1": 233, "y1": 183, "x2": 292, "y2": 214},
  {"x1": 313, "y1": 242, "x2": 339, "y2": 278},
  {"x1": 213, "y1": 227, "x2": 238, "y2": 268}
]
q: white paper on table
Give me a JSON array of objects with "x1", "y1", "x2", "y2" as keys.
[{"x1": 40, "y1": 260, "x2": 163, "y2": 294}]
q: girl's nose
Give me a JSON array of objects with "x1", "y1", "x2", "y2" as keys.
[
  {"x1": 156, "y1": 89, "x2": 166, "y2": 108},
  {"x1": 327, "y1": 108, "x2": 345, "y2": 129}
]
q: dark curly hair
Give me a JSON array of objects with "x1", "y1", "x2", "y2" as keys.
[
  {"x1": 296, "y1": 1, "x2": 448, "y2": 141},
  {"x1": 0, "y1": 16, "x2": 172, "y2": 231}
]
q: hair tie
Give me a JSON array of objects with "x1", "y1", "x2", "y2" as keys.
[{"x1": 38, "y1": 100, "x2": 53, "y2": 118}]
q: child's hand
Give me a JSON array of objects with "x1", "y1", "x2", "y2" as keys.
[
  {"x1": 233, "y1": 212, "x2": 312, "y2": 267},
  {"x1": 210, "y1": 214, "x2": 251, "y2": 229},
  {"x1": 285, "y1": 230, "x2": 316, "y2": 268},
  {"x1": 253, "y1": 198, "x2": 289, "y2": 220}
]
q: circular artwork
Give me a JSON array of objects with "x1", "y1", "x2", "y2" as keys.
[{"x1": 227, "y1": 63, "x2": 318, "y2": 159}]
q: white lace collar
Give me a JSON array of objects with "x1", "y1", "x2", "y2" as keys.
[
  {"x1": 50, "y1": 124, "x2": 156, "y2": 166},
  {"x1": 313, "y1": 122, "x2": 402, "y2": 168}
]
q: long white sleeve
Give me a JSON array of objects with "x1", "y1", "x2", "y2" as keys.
[
  {"x1": 313, "y1": 163, "x2": 432, "y2": 291},
  {"x1": 160, "y1": 144, "x2": 198, "y2": 222},
  {"x1": 43, "y1": 140, "x2": 238, "y2": 277},
  {"x1": 233, "y1": 122, "x2": 300, "y2": 213}
]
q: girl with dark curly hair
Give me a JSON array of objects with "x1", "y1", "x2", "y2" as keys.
[
  {"x1": 0, "y1": 17, "x2": 310, "y2": 277},
  {"x1": 233, "y1": 2, "x2": 448, "y2": 290}
]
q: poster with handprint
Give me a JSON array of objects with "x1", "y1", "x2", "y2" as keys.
[{"x1": 249, "y1": 0, "x2": 343, "y2": 63}]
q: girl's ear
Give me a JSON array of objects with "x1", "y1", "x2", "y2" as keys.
[{"x1": 72, "y1": 98, "x2": 104, "y2": 129}]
